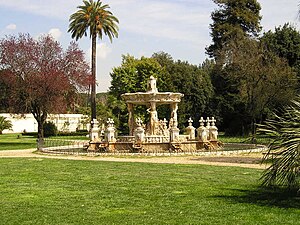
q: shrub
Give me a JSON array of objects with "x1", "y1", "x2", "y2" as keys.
[
  {"x1": 44, "y1": 121, "x2": 58, "y2": 137},
  {"x1": 0, "y1": 116, "x2": 13, "y2": 134}
]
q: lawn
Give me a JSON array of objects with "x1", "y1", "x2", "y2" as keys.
[
  {"x1": 0, "y1": 158, "x2": 299, "y2": 225},
  {"x1": 0, "y1": 134, "x2": 89, "y2": 151},
  {"x1": 0, "y1": 134, "x2": 37, "y2": 150}
]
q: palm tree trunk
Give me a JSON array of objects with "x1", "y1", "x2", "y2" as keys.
[{"x1": 91, "y1": 33, "x2": 97, "y2": 121}]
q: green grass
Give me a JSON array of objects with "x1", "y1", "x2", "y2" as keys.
[
  {"x1": 0, "y1": 158, "x2": 299, "y2": 225},
  {"x1": 0, "y1": 134, "x2": 37, "y2": 150},
  {"x1": 0, "y1": 134, "x2": 89, "y2": 151},
  {"x1": 219, "y1": 135, "x2": 271, "y2": 145},
  {"x1": 51, "y1": 135, "x2": 89, "y2": 140}
]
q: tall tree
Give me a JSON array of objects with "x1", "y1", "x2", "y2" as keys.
[
  {"x1": 206, "y1": 0, "x2": 262, "y2": 59},
  {"x1": 219, "y1": 38, "x2": 297, "y2": 135},
  {"x1": 206, "y1": 0, "x2": 262, "y2": 135},
  {"x1": 68, "y1": 0, "x2": 119, "y2": 121},
  {"x1": 0, "y1": 70, "x2": 10, "y2": 112},
  {"x1": 261, "y1": 23, "x2": 300, "y2": 89},
  {"x1": 0, "y1": 34, "x2": 90, "y2": 143}
]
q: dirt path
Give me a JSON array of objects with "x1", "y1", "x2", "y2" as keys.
[{"x1": 0, "y1": 149, "x2": 268, "y2": 169}]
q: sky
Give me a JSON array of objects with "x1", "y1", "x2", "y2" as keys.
[{"x1": 0, "y1": 0, "x2": 299, "y2": 92}]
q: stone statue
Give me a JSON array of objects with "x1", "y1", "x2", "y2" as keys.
[{"x1": 134, "y1": 117, "x2": 145, "y2": 143}]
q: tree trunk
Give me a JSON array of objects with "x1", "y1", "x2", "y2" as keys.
[
  {"x1": 37, "y1": 119, "x2": 44, "y2": 150},
  {"x1": 31, "y1": 107, "x2": 47, "y2": 150},
  {"x1": 91, "y1": 33, "x2": 97, "y2": 121},
  {"x1": 251, "y1": 118, "x2": 257, "y2": 144}
]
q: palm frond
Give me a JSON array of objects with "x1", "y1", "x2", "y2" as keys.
[
  {"x1": 258, "y1": 96, "x2": 300, "y2": 190},
  {"x1": 68, "y1": 0, "x2": 119, "y2": 42}
]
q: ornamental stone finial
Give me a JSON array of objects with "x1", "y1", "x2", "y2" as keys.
[
  {"x1": 188, "y1": 117, "x2": 193, "y2": 127},
  {"x1": 186, "y1": 117, "x2": 195, "y2": 140},
  {"x1": 211, "y1": 117, "x2": 216, "y2": 126},
  {"x1": 199, "y1": 117, "x2": 205, "y2": 127},
  {"x1": 136, "y1": 117, "x2": 143, "y2": 127},
  {"x1": 107, "y1": 118, "x2": 115, "y2": 127},
  {"x1": 206, "y1": 117, "x2": 211, "y2": 128}
]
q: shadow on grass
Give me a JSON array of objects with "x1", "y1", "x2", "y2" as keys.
[{"x1": 214, "y1": 187, "x2": 300, "y2": 209}]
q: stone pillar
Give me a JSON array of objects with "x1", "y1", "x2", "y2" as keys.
[
  {"x1": 186, "y1": 117, "x2": 196, "y2": 140},
  {"x1": 197, "y1": 117, "x2": 208, "y2": 142},
  {"x1": 105, "y1": 118, "x2": 116, "y2": 143},
  {"x1": 127, "y1": 103, "x2": 134, "y2": 136},
  {"x1": 209, "y1": 117, "x2": 218, "y2": 141},
  {"x1": 170, "y1": 127, "x2": 180, "y2": 142},
  {"x1": 90, "y1": 118, "x2": 100, "y2": 141}
]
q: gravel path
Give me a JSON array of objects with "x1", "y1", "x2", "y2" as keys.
[{"x1": 0, "y1": 149, "x2": 268, "y2": 169}]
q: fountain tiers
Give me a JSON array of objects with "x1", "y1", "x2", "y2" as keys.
[{"x1": 121, "y1": 75, "x2": 184, "y2": 136}]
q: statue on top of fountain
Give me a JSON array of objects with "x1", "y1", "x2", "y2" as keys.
[{"x1": 147, "y1": 75, "x2": 158, "y2": 93}]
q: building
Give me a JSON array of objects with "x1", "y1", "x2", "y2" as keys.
[{"x1": 0, "y1": 113, "x2": 88, "y2": 134}]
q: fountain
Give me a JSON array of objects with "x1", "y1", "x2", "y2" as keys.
[{"x1": 88, "y1": 76, "x2": 222, "y2": 153}]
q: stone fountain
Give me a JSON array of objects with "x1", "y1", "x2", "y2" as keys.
[{"x1": 88, "y1": 76, "x2": 221, "y2": 153}]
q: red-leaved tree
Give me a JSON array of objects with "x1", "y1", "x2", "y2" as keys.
[{"x1": 0, "y1": 33, "x2": 91, "y2": 144}]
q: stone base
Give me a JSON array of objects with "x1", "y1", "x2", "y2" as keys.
[{"x1": 87, "y1": 140, "x2": 108, "y2": 152}]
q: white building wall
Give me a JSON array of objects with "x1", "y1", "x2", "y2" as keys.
[{"x1": 0, "y1": 113, "x2": 88, "y2": 134}]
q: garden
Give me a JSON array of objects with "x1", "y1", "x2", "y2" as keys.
[{"x1": 0, "y1": 0, "x2": 300, "y2": 224}]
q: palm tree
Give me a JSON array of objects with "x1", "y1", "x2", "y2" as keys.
[
  {"x1": 258, "y1": 97, "x2": 300, "y2": 191},
  {"x1": 0, "y1": 116, "x2": 12, "y2": 134},
  {"x1": 68, "y1": 0, "x2": 119, "y2": 121}
]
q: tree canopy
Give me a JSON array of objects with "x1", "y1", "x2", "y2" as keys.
[
  {"x1": 216, "y1": 38, "x2": 297, "y2": 135},
  {"x1": 109, "y1": 53, "x2": 214, "y2": 133},
  {"x1": 206, "y1": 0, "x2": 262, "y2": 59},
  {"x1": 261, "y1": 23, "x2": 300, "y2": 68},
  {"x1": 261, "y1": 23, "x2": 300, "y2": 92},
  {"x1": 0, "y1": 33, "x2": 91, "y2": 141},
  {"x1": 204, "y1": 0, "x2": 298, "y2": 135}
]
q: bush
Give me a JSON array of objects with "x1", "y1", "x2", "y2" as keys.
[
  {"x1": 22, "y1": 132, "x2": 38, "y2": 137},
  {"x1": 0, "y1": 116, "x2": 13, "y2": 134},
  {"x1": 44, "y1": 121, "x2": 58, "y2": 137}
]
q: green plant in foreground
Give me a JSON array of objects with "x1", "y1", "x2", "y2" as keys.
[
  {"x1": 258, "y1": 97, "x2": 300, "y2": 191},
  {"x1": 0, "y1": 116, "x2": 12, "y2": 134}
]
